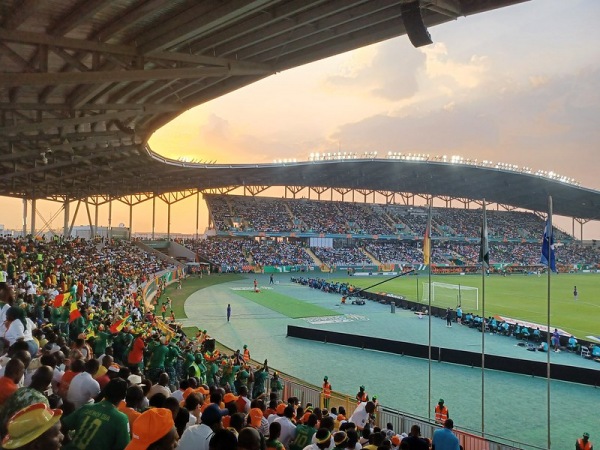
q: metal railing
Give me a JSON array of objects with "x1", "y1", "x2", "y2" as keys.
[{"x1": 279, "y1": 376, "x2": 545, "y2": 450}]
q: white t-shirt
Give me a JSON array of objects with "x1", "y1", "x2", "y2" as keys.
[
  {"x1": 274, "y1": 416, "x2": 297, "y2": 447},
  {"x1": 349, "y1": 402, "x2": 370, "y2": 430},
  {"x1": 177, "y1": 423, "x2": 214, "y2": 450},
  {"x1": 67, "y1": 372, "x2": 101, "y2": 409}
]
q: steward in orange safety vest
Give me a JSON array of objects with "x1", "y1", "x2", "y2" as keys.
[
  {"x1": 243, "y1": 345, "x2": 250, "y2": 362},
  {"x1": 356, "y1": 385, "x2": 368, "y2": 404},
  {"x1": 322, "y1": 376, "x2": 332, "y2": 409},
  {"x1": 435, "y1": 399, "x2": 449, "y2": 424},
  {"x1": 576, "y1": 432, "x2": 593, "y2": 450}
]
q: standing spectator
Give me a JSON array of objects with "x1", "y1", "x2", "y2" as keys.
[
  {"x1": 576, "y1": 432, "x2": 593, "y2": 450},
  {"x1": 322, "y1": 376, "x2": 332, "y2": 410},
  {"x1": 432, "y1": 419, "x2": 459, "y2": 450},
  {"x1": 270, "y1": 372, "x2": 282, "y2": 402},
  {"x1": 445, "y1": 308, "x2": 453, "y2": 328},
  {"x1": 435, "y1": 399, "x2": 449, "y2": 425},
  {"x1": 274, "y1": 406, "x2": 297, "y2": 448}
]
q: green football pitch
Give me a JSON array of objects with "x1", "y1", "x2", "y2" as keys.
[
  {"x1": 330, "y1": 273, "x2": 600, "y2": 338},
  {"x1": 234, "y1": 288, "x2": 339, "y2": 318}
]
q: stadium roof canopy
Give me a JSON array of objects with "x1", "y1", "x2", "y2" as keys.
[{"x1": 2, "y1": 0, "x2": 598, "y2": 221}]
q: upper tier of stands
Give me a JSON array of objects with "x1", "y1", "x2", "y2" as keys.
[{"x1": 205, "y1": 194, "x2": 572, "y2": 241}]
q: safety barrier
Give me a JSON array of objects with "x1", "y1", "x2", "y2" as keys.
[{"x1": 279, "y1": 376, "x2": 544, "y2": 450}]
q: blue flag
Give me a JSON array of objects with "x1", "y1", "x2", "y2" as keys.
[{"x1": 540, "y1": 220, "x2": 556, "y2": 272}]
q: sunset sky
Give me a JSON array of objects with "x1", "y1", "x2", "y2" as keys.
[{"x1": 1, "y1": 0, "x2": 599, "y2": 238}]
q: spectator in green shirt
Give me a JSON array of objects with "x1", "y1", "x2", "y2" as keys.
[{"x1": 62, "y1": 378, "x2": 130, "y2": 450}]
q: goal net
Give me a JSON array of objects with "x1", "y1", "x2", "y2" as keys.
[{"x1": 422, "y1": 282, "x2": 479, "y2": 310}]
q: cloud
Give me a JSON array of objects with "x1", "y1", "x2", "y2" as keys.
[
  {"x1": 328, "y1": 66, "x2": 600, "y2": 189},
  {"x1": 324, "y1": 40, "x2": 426, "y2": 101}
]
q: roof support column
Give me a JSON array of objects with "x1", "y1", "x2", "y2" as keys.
[
  {"x1": 196, "y1": 191, "x2": 200, "y2": 240},
  {"x1": 94, "y1": 199, "x2": 99, "y2": 238},
  {"x1": 167, "y1": 201, "x2": 171, "y2": 241},
  {"x1": 85, "y1": 199, "x2": 94, "y2": 238},
  {"x1": 68, "y1": 200, "x2": 81, "y2": 238},
  {"x1": 152, "y1": 195, "x2": 156, "y2": 240},
  {"x1": 30, "y1": 199, "x2": 36, "y2": 236},
  {"x1": 129, "y1": 202, "x2": 133, "y2": 239},
  {"x1": 22, "y1": 198, "x2": 27, "y2": 237},
  {"x1": 63, "y1": 198, "x2": 70, "y2": 239},
  {"x1": 108, "y1": 199, "x2": 112, "y2": 240}
]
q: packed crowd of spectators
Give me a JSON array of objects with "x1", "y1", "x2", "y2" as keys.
[
  {"x1": 311, "y1": 247, "x2": 372, "y2": 267},
  {"x1": 206, "y1": 194, "x2": 575, "y2": 245},
  {"x1": 0, "y1": 235, "x2": 451, "y2": 450},
  {"x1": 187, "y1": 235, "x2": 600, "y2": 271}
]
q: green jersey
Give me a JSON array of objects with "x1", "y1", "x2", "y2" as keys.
[
  {"x1": 164, "y1": 344, "x2": 181, "y2": 368},
  {"x1": 148, "y1": 343, "x2": 169, "y2": 369},
  {"x1": 62, "y1": 400, "x2": 130, "y2": 450},
  {"x1": 94, "y1": 331, "x2": 112, "y2": 355},
  {"x1": 289, "y1": 424, "x2": 317, "y2": 450}
]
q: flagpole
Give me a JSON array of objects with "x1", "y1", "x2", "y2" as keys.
[
  {"x1": 427, "y1": 199, "x2": 432, "y2": 422},
  {"x1": 546, "y1": 195, "x2": 553, "y2": 450},
  {"x1": 481, "y1": 199, "x2": 486, "y2": 435}
]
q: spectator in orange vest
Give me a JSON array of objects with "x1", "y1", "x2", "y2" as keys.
[
  {"x1": 576, "y1": 432, "x2": 593, "y2": 450},
  {"x1": 434, "y1": 399, "x2": 449, "y2": 424},
  {"x1": 322, "y1": 376, "x2": 331, "y2": 409}
]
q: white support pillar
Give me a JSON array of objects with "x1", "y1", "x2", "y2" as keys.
[
  {"x1": 22, "y1": 199, "x2": 28, "y2": 237},
  {"x1": 63, "y1": 198, "x2": 70, "y2": 239},
  {"x1": 196, "y1": 191, "x2": 200, "y2": 239},
  {"x1": 94, "y1": 200, "x2": 99, "y2": 238},
  {"x1": 152, "y1": 195, "x2": 156, "y2": 240},
  {"x1": 129, "y1": 203, "x2": 133, "y2": 239},
  {"x1": 30, "y1": 199, "x2": 36, "y2": 236},
  {"x1": 167, "y1": 200, "x2": 171, "y2": 241},
  {"x1": 108, "y1": 199, "x2": 112, "y2": 240}
]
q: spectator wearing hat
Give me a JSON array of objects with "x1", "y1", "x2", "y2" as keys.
[
  {"x1": 332, "y1": 431, "x2": 348, "y2": 449},
  {"x1": 268, "y1": 402, "x2": 287, "y2": 426},
  {"x1": 0, "y1": 403, "x2": 63, "y2": 450},
  {"x1": 302, "y1": 428, "x2": 332, "y2": 450},
  {"x1": 432, "y1": 419, "x2": 459, "y2": 450},
  {"x1": 274, "y1": 405, "x2": 297, "y2": 448},
  {"x1": 178, "y1": 403, "x2": 228, "y2": 450},
  {"x1": 0, "y1": 365, "x2": 54, "y2": 437},
  {"x1": 61, "y1": 377, "x2": 130, "y2": 450},
  {"x1": 124, "y1": 407, "x2": 177, "y2": 450},
  {"x1": 434, "y1": 399, "x2": 449, "y2": 425},
  {"x1": 356, "y1": 386, "x2": 368, "y2": 404},
  {"x1": 577, "y1": 432, "x2": 593, "y2": 450}
]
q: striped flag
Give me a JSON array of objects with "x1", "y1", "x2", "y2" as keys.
[
  {"x1": 68, "y1": 301, "x2": 82, "y2": 323},
  {"x1": 52, "y1": 292, "x2": 71, "y2": 308},
  {"x1": 109, "y1": 315, "x2": 130, "y2": 334},
  {"x1": 423, "y1": 204, "x2": 432, "y2": 265},
  {"x1": 84, "y1": 322, "x2": 95, "y2": 339}
]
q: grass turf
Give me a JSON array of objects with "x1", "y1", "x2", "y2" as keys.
[
  {"x1": 330, "y1": 273, "x2": 600, "y2": 337},
  {"x1": 233, "y1": 288, "x2": 339, "y2": 318}
]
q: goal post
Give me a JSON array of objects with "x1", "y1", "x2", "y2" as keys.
[{"x1": 422, "y1": 282, "x2": 479, "y2": 310}]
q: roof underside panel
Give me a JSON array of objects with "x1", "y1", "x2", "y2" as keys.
[{"x1": 3, "y1": 0, "x2": 597, "y2": 221}]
